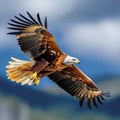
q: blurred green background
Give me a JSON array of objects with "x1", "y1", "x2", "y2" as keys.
[{"x1": 0, "y1": 0, "x2": 120, "y2": 120}]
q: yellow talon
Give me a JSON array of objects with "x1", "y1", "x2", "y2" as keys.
[
  {"x1": 30, "y1": 72, "x2": 37, "y2": 79},
  {"x1": 30, "y1": 72, "x2": 40, "y2": 86},
  {"x1": 34, "y1": 78, "x2": 40, "y2": 86}
]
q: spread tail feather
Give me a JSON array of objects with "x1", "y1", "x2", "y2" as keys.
[{"x1": 6, "y1": 57, "x2": 40, "y2": 86}]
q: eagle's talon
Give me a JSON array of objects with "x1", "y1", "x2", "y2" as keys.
[
  {"x1": 30, "y1": 72, "x2": 40, "y2": 86},
  {"x1": 34, "y1": 78, "x2": 40, "y2": 86},
  {"x1": 30, "y1": 72, "x2": 37, "y2": 79}
]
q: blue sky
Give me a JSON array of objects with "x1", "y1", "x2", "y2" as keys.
[{"x1": 0, "y1": 0, "x2": 120, "y2": 98}]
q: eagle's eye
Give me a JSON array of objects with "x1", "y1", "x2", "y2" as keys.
[{"x1": 73, "y1": 58, "x2": 76, "y2": 61}]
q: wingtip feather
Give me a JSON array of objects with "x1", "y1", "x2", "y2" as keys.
[{"x1": 103, "y1": 92, "x2": 111, "y2": 97}]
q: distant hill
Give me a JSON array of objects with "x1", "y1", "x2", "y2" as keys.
[
  {"x1": 0, "y1": 76, "x2": 120, "y2": 117},
  {"x1": 0, "y1": 76, "x2": 75, "y2": 108}
]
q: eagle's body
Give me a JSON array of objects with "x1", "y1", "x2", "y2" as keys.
[
  {"x1": 32, "y1": 53, "x2": 68, "y2": 78},
  {"x1": 6, "y1": 12, "x2": 110, "y2": 108}
]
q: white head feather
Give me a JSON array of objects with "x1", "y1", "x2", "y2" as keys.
[{"x1": 63, "y1": 55, "x2": 80, "y2": 65}]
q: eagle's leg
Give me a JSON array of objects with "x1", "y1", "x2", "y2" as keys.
[{"x1": 30, "y1": 72, "x2": 40, "y2": 86}]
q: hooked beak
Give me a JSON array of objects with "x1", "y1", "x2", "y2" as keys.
[{"x1": 75, "y1": 59, "x2": 80, "y2": 64}]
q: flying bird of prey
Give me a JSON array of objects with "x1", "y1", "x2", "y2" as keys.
[{"x1": 6, "y1": 12, "x2": 109, "y2": 108}]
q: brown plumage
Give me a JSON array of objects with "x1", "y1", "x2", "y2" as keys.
[{"x1": 6, "y1": 12, "x2": 110, "y2": 108}]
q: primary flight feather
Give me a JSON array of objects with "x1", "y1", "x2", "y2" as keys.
[{"x1": 6, "y1": 12, "x2": 110, "y2": 108}]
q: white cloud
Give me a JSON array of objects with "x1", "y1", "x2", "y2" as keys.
[
  {"x1": 24, "y1": 0, "x2": 76, "y2": 21},
  {"x1": 0, "y1": 0, "x2": 76, "y2": 48},
  {"x1": 62, "y1": 19, "x2": 120, "y2": 63}
]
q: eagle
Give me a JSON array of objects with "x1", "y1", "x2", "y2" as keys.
[{"x1": 6, "y1": 12, "x2": 110, "y2": 108}]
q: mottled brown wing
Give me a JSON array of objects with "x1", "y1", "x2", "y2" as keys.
[
  {"x1": 8, "y1": 12, "x2": 62, "y2": 61},
  {"x1": 48, "y1": 65, "x2": 109, "y2": 108}
]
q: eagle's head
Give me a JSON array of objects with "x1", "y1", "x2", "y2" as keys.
[{"x1": 63, "y1": 55, "x2": 80, "y2": 65}]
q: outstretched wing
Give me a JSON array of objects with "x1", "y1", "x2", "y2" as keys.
[
  {"x1": 8, "y1": 12, "x2": 62, "y2": 61},
  {"x1": 48, "y1": 65, "x2": 109, "y2": 108}
]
